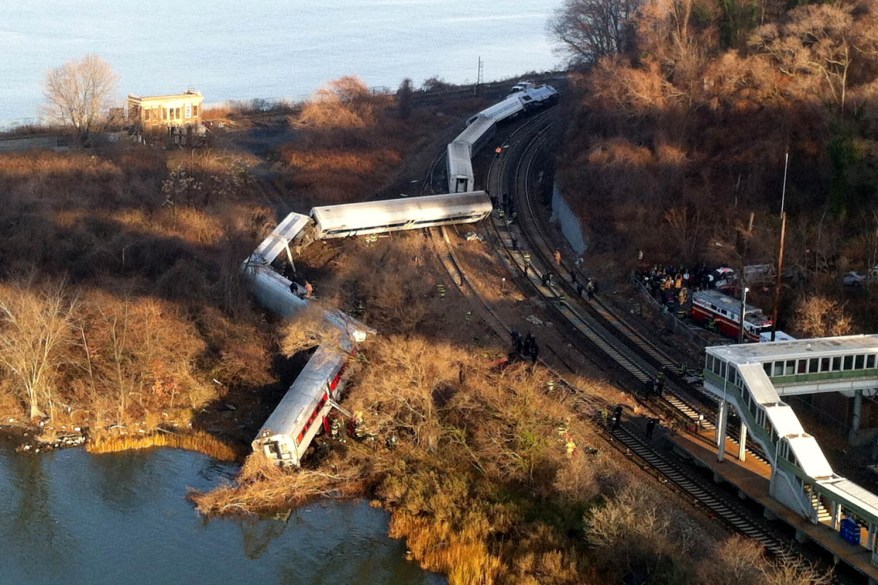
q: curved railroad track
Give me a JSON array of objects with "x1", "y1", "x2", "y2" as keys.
[{"x1": 418, "y1": 107, "x2": 835, "y2": 574}]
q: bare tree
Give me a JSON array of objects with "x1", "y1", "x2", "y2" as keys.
[
  {"x1": 793, "y1": 294, "x2": 852, "y2": 338},
  {"x1": 0, "y1": 275, "x2": 77, "y2": 420},
  {"x1": 750, "y1": 4, "x2": 854, "y2": 113},
  {"x1": 43, "y1": 54, "x2": 118, "y2": 142},
  {"x1": 549, "y1": 0, "x2": 641, "y2": 66}
]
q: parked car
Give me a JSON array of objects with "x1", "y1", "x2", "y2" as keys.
[
  {"x1": 842, "y1": 271, "x2": 867, "y2": 287},
  {"x1": 712, "y1": 267, "x2": 737, "y2": 291}
]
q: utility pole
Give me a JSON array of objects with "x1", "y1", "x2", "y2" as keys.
[
  {"x1": 476, "y1": 57, "x2": 483, "y2": 95},
  {"x1": 771, "y1": 151, "x2": 789, "y2": 341},
  {"x1": 739, "y1": 286, "x2": 750, "y2": 343}
]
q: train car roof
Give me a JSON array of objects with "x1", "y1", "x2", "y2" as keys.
[
  {"x1": 255, "y1": 344, "x2": 346, "y2": 439},
  {"x1": 478, "y1": 95, "x2": 524, "y2": 121},
  {"x1": 447, "y1": 141, "x2": 472, "y2": 173},
  {"x1": 312, "y1": 191, "x2": 490, "y2": 230},
  {"x1": 251, "y1": 212, "x2": 312, "y2": 265},
  {"x1": 456, "y1": 116, "x2": 494, "y2": 145}
]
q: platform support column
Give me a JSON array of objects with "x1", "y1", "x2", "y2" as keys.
[
  {"x1": 831, "y1": 501, "x2": 842, "y2": 531},
  {"x1": 850, "y1": 389, "x2": 863, "y2": 443},
  {"x1": 717, "y1": 400, "x2": 728, "y2": 462},
  {"x1": 738, "y1": 421, "x2": 747, "y2": 462}
]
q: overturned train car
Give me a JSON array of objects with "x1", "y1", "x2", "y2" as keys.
[{"x1": 251, "y1": 344, "x2": 349, "y2": 466}]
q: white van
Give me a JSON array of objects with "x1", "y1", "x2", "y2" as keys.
[{"x1": 759, "y1": 330, "x2": 796, "y2": 342}]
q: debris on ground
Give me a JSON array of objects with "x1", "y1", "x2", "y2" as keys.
[
  {"x1": 526, "y1": 314, "x2": 544, "y2": 326},
  {"x1": 465, "y1": 232, "x2": 484, "y2": 242}
]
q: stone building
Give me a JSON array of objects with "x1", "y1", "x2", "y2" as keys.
[{"x1": 127, "y1": 90, "x2": 203, "y2": 131}]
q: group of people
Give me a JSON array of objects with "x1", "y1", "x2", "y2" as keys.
[
  {"x1": 510, "y1": 329, "x2": 540, "y2": 364},
  {"x1": 282, "y1": 262, "x2": 314, "y2": 299},
  {"x1": 637, "y1": 264, "x2": 734, "y2": 308}
]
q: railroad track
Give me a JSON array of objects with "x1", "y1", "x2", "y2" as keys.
[
  {"x1": 483, "y1": 115, "x2": 774, "y2": 464},
  {"x1": 417, "y1": 107, "x2": 820, "y2": 568}
]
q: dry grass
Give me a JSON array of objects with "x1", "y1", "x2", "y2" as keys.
[{"x1": 87, "y1": 430, "x2": 238, "y2": 461}]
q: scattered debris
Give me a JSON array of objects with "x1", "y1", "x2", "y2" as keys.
[
  {"x1": 526, "y1": 314, "x2": 543, "y2": 326},
  {"x1": 465, "y1": 231, "x2": 483, "y2": 242}
]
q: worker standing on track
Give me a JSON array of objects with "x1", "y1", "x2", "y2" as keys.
[
  {"x1": 646, "y1": 418, "x2": 657, "y2": 439},
  {"x1": 611, "y1": 405, "x2": 623, "y2": 430},
  {"x1": 586, "y1": 279, "x2": 595, "y2": 300}
]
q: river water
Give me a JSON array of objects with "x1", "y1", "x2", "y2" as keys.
[
  {"x1": 0, "y1": 436, "x2": 444, "y2": 585},
  {"x1": 1, "y1": 0, "x2": 561, "y2": 127}
]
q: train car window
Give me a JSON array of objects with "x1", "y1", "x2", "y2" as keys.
[
  {"x1": 832, "y1": 356, "x2": 841, "y2": 371},
  {"x1": 720, "y1": 361, "x2": 726, "y2": 379},
  {"x1": 763, "y1": 362, "x2": 771, "y2": 376},
  {"x1": 797, "y1": 360, "x2": 807, "y2": 374},
  {"x1": 785, "y1": 360, "x2": 795, "y2": 375},
  {"x1": 868, "y1": 355, "x2": 876, "y2": 368},
  {"x1": 809, "y1": 358, "x2": 819, "y2": 373},
  {"x1": 855, "y1": 355, "x2": 865, "y2": 369},
  {"x1": 821, "y1": 357, "x2": 830, "y2": 372},
  {"x1": 844, "y1": 355, "x2": 853, "y2": 370}
]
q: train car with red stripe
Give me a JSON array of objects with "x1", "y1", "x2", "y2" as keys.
[
  {"x1": 691, "y1": 289, "x2": 773, "y2": 343},
  {"x1": 251, "y1": 344, "x2": 350, "y2": 466}
]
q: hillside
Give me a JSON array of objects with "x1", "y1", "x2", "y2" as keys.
[{"x1": 554, "y1": 0, "x2": 878, "y2": 333}]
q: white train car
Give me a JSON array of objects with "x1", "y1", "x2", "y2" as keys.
[
  {"x1": 241, "y1": 263, "x2": 371, "y2": 343},
  {"x1": 249, "y1": 211, "x2": 313, "y2": 266},
  {"x1": 242, "y1": 263, "x2": 308, "y2": 319},
  {"x1": 252, "y1": 344, "x2": 349, "y2": 466},
  {"x1": 447, "y1": 141, "x2": 474, "y2": 193},
  {"x1": 310, "y1": 191, "x2": 492, "y2": 239},
  {"x1": 457, "y1": 115, "x2": 496, "y2": 151},
  {"x1": 447, "y1": 116, "x2": 495, "y2": 193},
  {"x1": 466, "y1": 94, "x2": 524, "y2": 125}
]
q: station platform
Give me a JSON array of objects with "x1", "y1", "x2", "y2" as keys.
[{"x1": 667, "y1": 427, "x2": 878, "y2": 583}]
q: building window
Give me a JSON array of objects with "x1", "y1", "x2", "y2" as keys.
[
  {"x1": 192, "y1": 105, "x2": 198, "y2": 117},
  {"x1": 774, "y1": 361, "x2": 783, "y2": 376},
  {"x1": 162, "y1": 108, "x2": 167, "y2": 120}
]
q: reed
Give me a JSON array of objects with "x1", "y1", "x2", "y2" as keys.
[
  {"x1": 86, "y1": 430, "x2": 239, "y2": 461},
  {"x1": 389, "y1": 513, "x2": 502, "y2": 585}
]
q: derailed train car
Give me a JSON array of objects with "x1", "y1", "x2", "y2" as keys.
[
  {"x1": 310, "y1": 191, "x2": 492, "y2": 239},
  {"x1": 447, "y1": 117, "x2": 495, "y2": 193},
  {"x1": 448, "y1": 82, "x2": 558, "y2": 193},
  {"x1": 251, "y1": 344, "x2": 349, "y2": 466}
]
